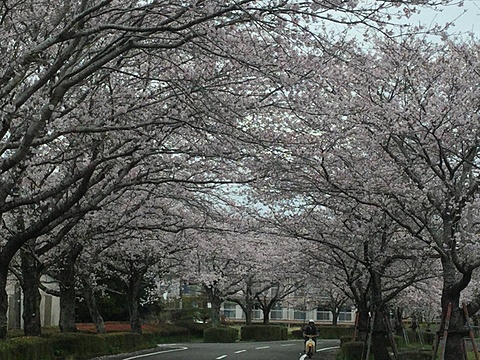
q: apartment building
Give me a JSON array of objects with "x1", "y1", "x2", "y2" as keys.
[
  {"x1": 6, "y1": 275, "x2": 60, "y2": 330},
  {"x1": 176, "y1": 281, "x2": 355, "y2": 325},
  {"x1": 221, "y1": 301, "x2": 355, "y2": 325}
]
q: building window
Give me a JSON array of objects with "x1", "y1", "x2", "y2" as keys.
[
  {"x1": 253, "y1": 305, "x2": 262, "y2": 319},
  {"x1": 316, "y1": 307, "x2": 331, "y2": 322},
  {"x1": 338, "y1": 306, "x2": 353, "y2": 322},
  {"x1": 270, "y1": 303, "x2": 283, "y2": 320},
  {"x1": 222, "y1": 302, "x2": 237, "y2": 319},
  {"x1": 294, "y1": 310, "x2": 306, "y2": 321}
]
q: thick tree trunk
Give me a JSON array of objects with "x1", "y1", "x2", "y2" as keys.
[
  {"x1": 204, "y1": 286, "x2": 223, "y2": 328},
  {"x1": 80, "y1": 276, "x2": 105, "y2": 334},
  {"x1": 441, "y1": 305, "x2": 466, "y2": 359},
  {"x1": 441, "y1": 288, "x2": 467, "y2": 359},
  {"x1": 355, "y1": 305, "x2": 369, "y2": 342},
  {"x1": 243, "y1": 281, "x2": 254, "y2": 325},
  {"x1": 244, "y1": 301, "x2": 253, "y2": 325},
  {"x1": 257, "y1": 295, "x2": 273, "y2": 325},
  {"x1": 0, "y1": 266, "x2": 9, "y2": 339},
  {"x1": 58, "y1": 243, "x2": 83, "y2": 333},
  {"x1": 331, "y1": 309, "x2": 339, "y2": 326},
  {"x1": 231, "y1": 299, "x2": 253, "y2": 325},
  {"x1": 440, "y1": 255, "x2": 470, "y2": 360},
  {"x1": 127, "y1": 269, "x2": 144, "y2": 335},
  {"x1": 128, "y1": 299, "x2": 142, "y2": 335},
  {"x1": 230, "y1": 282, "x2": 255, "y2": 325},
  {"x1": 59, "y1": 285, "x2": 77, "y2": 333},
  {"x1": 21, "y1": 244, "x2": 42, "y2": 336},
  {"x1": 371, "y1": 306, "x2": 391, "y2": 360},
  {"x1": 369, "y1": 270, "x2": 391, "y2": 360},
  {"x1": 262, "y1": 307, "x2": 271, "y2": 325},
  {"x1": 211, "y1": 297, "x2": 222, "y2": 328}
]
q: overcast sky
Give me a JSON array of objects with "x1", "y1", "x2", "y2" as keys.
[{"x1": 410, "y1": 0, "x2": 479, "y2": 36}]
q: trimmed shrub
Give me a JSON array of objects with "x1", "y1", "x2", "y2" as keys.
[
  {"x1": 340, "y1": 335, "x2": 353, "y2": 344},
  {"x1": 0, "y1": 324, "x2": 192, "y2": 360},
  {"x1": 339, "y1": 341, "x2": 364, "y2": 360},
  {"x1": 291, "y1": 329, "x2": 303, "y2": 339},
  {"x1": 241, "y1": 325, "x2": 287, "y2": 341},
  {"x1": 397, "y1": 350, "x2": 431, "y2": 360},
  {"x1": 0, "y1": 337, "x2": 52, "y2": 360},
  {"x1": 292, "y1": 326, "x2": 354, "y2": 341},
  {"x1": 318, "y1": 325, "x2": 354, "y2": 339},
  {"x1": 49, "y1": 332, "x2": 109, "y2": 360},
  {"x1": 174, "y1": 321, "x2": 208, "y2": 337},
  {"x1": 151, "y1": 323, "x2": 191, "y2": 337},
  {"x1": 99, "y1": 332, "x2": 147, "y2": 354},
  {"x1": 203, "y1": 327, "x2": 238, "y2": 343},
  {"x1": 48, "y1": 332, "x2": 148, "y2": 359}
]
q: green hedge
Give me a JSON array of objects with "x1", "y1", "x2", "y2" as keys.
[
  {"x1": 339, "y1": 341, "x2": 365, "y2": 360},
  {"x1": 318, "y1": 326, "x2": 354, "y2": 339},
  {"x1": 292, "y1": 326, "x2": 354, "y2": 340},
  {"x1": 203, "y1": 327, "x2": 238, "y2": 343},
  {"x1": 0, "y1": 337, "x2": 53, "y2": 360},
  {"x1": 292, "y1": 326, "x2": 355, "y2": 340},
  {"x1": 397, "y1": 350, "x2": 432, "y2": 360},
  {"x1": 49, "y1": 333, "x2": 110, "y2": 360},
  {"x1": 0, "y1": 331, "x2": 156, "y2": 360},
  {"x1": 100, "y1": 333, "x2": 149, "y2": 355},
  {"x1": 174, "y1": 321, "x2": 208, "y2": 337},
  {"x1": 340, "y1": 335, "x2": 353, "y2": 344},
  {"x1": 291, "y1": 329, "x2": 303, "y2": 339},
  {"x1": 241, "y1": 325, "x2": 287, "y2": 341}
]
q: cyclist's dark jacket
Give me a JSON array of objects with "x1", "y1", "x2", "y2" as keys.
[{"x1": 304, "y1": 324, "x2": 318, "y2": 336}]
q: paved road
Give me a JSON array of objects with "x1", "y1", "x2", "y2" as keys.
[{"x1": 110, "y1": 339, "x2": 340, "y2": 360}]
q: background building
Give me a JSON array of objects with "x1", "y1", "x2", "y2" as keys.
[
  {"x1": 6, "y1": 275, "x2": 60, "y2": 330},
  {"x1": 220, "y1": 301, "x2": 355, "y2": 325}
]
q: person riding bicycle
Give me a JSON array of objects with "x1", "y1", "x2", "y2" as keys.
[{"x1": 303, "y1": 319, "x2": 319, "y2": 352}]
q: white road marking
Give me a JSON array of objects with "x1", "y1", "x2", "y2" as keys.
[
  {"x1": 317, "y1": 346, "x2": 340, "y2": 352},
  {"x1": 255, "y1": 346, "x2": 271, "y2": 350},
  {"x1": 281, "y1": 343, "x2": 296, "y2": 347},
  {"x1": 216, "y1": 356, "x2": 228, "y2": 359},
  {"x1": 235, "y1": 350, "x2": 247, "y2": 353},
  {"x1": 123, "y1": 346, "x2": 188, "y2": 360}
]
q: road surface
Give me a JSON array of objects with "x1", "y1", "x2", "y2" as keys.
[{"x1": 103, "y1": 339, "x2": 340, "y2": 360}]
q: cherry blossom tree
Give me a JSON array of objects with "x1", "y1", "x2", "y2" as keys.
[
  {"x1": 262, "y1": 35, "x2": 479, "y2": 358},
  {"x1": 248, "y1": 141, "x2": 439, "y2": 356},
  {"x1": 234, "y1": 8, "x2": 480, "y2": 351},
  {"x1": 391, "y1": 276, "x2": 443, "y2": 334},
  {"x1": 99, "y1": 233, "x2": 185, "y2": 334},
  {"x1": 185, "y1": 229, "x2": 251, "y2": 327},
  {"x1": 54, "y1": 185, "x2": 203, "y2": 334},
  {"x1": 301, "y1": 208, "x2": 435, "y2": 358},
  {"x1": 326, "y1": 36, "x2": 480, "y2": 360},
  {"x1": 210, "y1": 230, "x2": 305, "y2": 325},
  {"x1": 302, "y1": 258, "x2": 350, "y2": 326},
  {"x1": 0, "y1": 0, "x2": 460, "y2": 340},
  {"x1": 252, "y1": 238, "x2": 305, "y2": 325}
]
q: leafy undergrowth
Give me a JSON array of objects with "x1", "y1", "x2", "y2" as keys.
[
  {"x1": 76, "y1": 322, "x2": 204, "y2": 345},
  {"x1": 76, "y1": 321, "x2": 185, "y2": 334}
]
